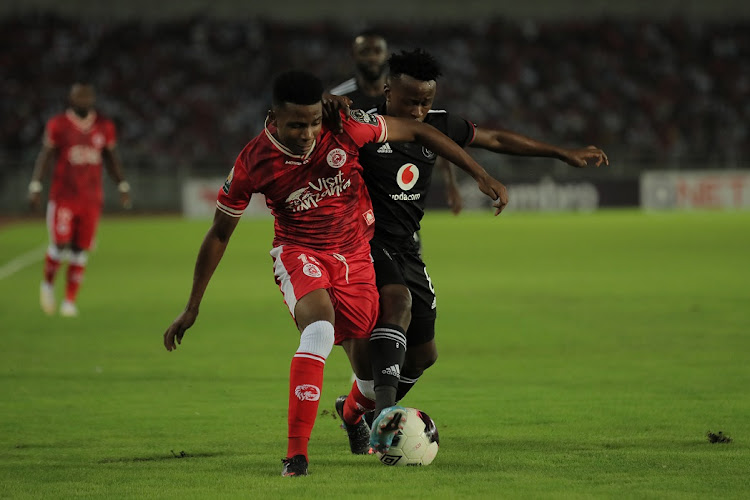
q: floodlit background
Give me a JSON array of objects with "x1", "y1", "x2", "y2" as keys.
[{"x1": 1, "y1": 0, "x2": 749, "y2": 214}]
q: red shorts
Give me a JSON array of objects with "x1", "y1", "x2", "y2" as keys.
[
  {"x1": 270, "y1": 244, "x2": 379, "y2": 344},
  {"x1": 47, "y1": 200, "x2": 101, "y2": 250}
]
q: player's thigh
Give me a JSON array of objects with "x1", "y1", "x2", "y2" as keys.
[
  {"x1": 72, "y1": 205, "x2": 102, "y2": 251},
  {"x1": 270, "y1": 245, "x2": 333, "y2": 327},
  {"x1": 402, "y1": 252, "x2": 437, "y2": 320},
  {"x1": 46, "y1": 200, "x2": 75, "y2": 246},
  {"x1": 329, "y1": 252, "x2": 379, "y2": 345}
]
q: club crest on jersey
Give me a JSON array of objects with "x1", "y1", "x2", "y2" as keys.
[
  {"x1": 222, "y1": 167, "x2": 234, "y2": 194},
  {"x1": 350, "y1": 109, "x2": 378, "y2": 126},
  {"x1": 327, "y1": 148, "x2": 347, "y2": 168},
  {"x1": 294, "y1": 384, "x2": 321, "y2": 402},
  {"x1": 92, "y1": 133, "x2": 106, "y2": 149},
  {"x1": 422, "y1": 146, "x2": 436, "y2": 159},
  {"x1": 396, "y1": 163, "x2": 420, "y2": 191},
  {"x1": 303, "y1": 263, "x2": 322, "y2": 278}
]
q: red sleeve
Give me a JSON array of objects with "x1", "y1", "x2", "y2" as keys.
[
  {"x1": 343, "y1": 109, "x2": 388, "y2": 148},
  {"x1": 104, "y1": 119, "x2": 117, "y2": 148},
  {"x1": 216, "y1": 153, "x2": 254, "y2": 218},
  {"x1": 43, "y1": 118, "x2": 61, "y2": 148}
]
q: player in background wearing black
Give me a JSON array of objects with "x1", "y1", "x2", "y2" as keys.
[
  {"x1": 358, "y1": 49, "x2": 608, "y2": 453},
  {"x1": 329, "y1": 31, "x2": 463, "y2": 216}
]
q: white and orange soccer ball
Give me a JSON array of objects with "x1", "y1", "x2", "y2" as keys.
[{"x1": 376, "y1": 407, "x2": 439, "y2": 466}]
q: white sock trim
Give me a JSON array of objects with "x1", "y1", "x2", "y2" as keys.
[
  {"x1": 355, "y1": 377, "x2": 375, "y2": 401},
  {"x1": 296, "y1": 320, "x2": 334, "y2": 360}
]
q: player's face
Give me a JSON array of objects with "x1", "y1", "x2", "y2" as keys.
[
  {"x1": 384, "y1": 75, "x2": 437, "y2": 122},
  {"x1": 270, "y1": 102, "x2": 323, "y2": 155},
  {"x1": 69, "y1": 84, "x2": 96, "y2": 118},
  {"x1": 352, "y1": 36, "x2": 388, "y2": 82}
]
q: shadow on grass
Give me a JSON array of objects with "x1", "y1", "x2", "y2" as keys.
[{"x1": 98, "y1": 450, "x2": 225, "y2": 463}]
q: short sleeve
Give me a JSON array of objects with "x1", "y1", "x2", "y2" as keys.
[
  {"x1": 216, "y1": 155, "x2": 255, "y2": 217},
  {"x1": 43, "y1": 118, "x2": 61, "y2": 148},
  {"x1": 445, "y1": 113, "x2": 476, "y2": 148},
  {"x1": 343, "y1": 109, "x2": 388, "y2": 147}
]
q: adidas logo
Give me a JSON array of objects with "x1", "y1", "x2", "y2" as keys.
[
  {"x1": 381, "y1": 364, "x2": 400, "y2": 378},
  {"x1": 377, "y1": 143, "x2": 393, "y2": 154}
]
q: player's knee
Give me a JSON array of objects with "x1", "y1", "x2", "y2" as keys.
[
  {"x1": 298, "y1": 320, "x2": 335, "y2": 359},
  {"x1": 379, "y1": 284, "x2": 412, "y2": 327}
]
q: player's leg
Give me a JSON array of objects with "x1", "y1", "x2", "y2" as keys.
[
  {"x1": 397, "y1": 317, "x2": 437, "y2": 402},
  {"x1": 369, "y1": 241, "x2": 411, "y2": 414},
  {"x1": 285, "y1": 288, "x2": 336, "y2": 473},
  {"x1": 337, "y1": 337, "x2": 376, "y2": 454},
  {"x1": 40, "y1": 201, "x2": 71, "y2": 315},
  {"x1": 395, "y1": 253, "x2": 438, "y2": 403},
  {"x1": 61, "y1": 205, "x2": 101, "y2": 316},
  {"x1": 329, "y1": 249, "x2": 382, "y2": 454},
  {"x1": 271, "y1": 245, "x2": 336, "y2": 475}
]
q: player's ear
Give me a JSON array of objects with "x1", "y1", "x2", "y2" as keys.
[{"x1": 383, "y1": 83, "x2": 391, "y2": 102}]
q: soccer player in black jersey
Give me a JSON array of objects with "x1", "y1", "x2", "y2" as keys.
[
  {"x1": 330, "y1": 33, "x2": 463, "y2": 216},
  {"x1": 362, "y1": 49, "x2": 608, "y2": 453},
  {"x1": 329, "y1": 30, "x2": 389, "y2": 112}
]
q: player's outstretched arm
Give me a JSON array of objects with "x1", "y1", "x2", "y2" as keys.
[
  {"x1": 471, "y1": 127, "x2": 609, "y2": 167},
  {"x1": 383, "y1": 116, "x2": 508, "y2": 214},
  {"x1": 102, "y1": 146, "x2": 132, "y2": 209},
  {"x1": 28, "y1": 144, "x2": 55, "y2": 212},
  {"x1": 164, "y1": 209, "x2": 240, "y2": 351},
  {"x1": 436, "y1": 158, "x2": 462, "y2": 215}
]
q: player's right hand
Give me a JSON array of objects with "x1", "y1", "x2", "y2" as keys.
[
  {"x1": 321, "y1": 94, "x2": 352, "y2": 134},
  {"x1": 476, "y1": 175, "x2": 509, "y2": 215},
  {"x1": 164, "y1": 308, "x2": 198, "y2": 351}
]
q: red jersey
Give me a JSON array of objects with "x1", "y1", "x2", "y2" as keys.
[
  {"x1": 45, "y1": 110, "x2": 117, "y2": 206},
  {"x1": 217, "y1": 110, "x2": 388, "y2": 253}
]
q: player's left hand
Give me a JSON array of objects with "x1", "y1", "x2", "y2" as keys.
[
  {"x1": 562, "y1": 146, "x2": 609, "y2": 168},
  {"x1": 322, "y1": 94, "x2": 352, "y2": 134},
  {"x1": 476, "y1": 174, "x2": 508, "y2": 215},
  {"x1": 164, "y1": 308, "x2": 198, "y2": 351}
]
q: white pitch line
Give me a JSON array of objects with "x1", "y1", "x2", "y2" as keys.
[{"x1": 0, "y1": 245, "x2": 46, "y2": 281}]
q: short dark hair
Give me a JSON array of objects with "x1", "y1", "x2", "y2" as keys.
[
  {"x1": 388, "y1": 49, "x2": 443, "y2": 82},
  {"x1": 272, "y1": 70, "x2": 323, "y2": 107}
]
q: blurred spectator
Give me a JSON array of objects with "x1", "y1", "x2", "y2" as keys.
[{"x1": 2, "y1": 14, "x2": 748, "y2": 174}]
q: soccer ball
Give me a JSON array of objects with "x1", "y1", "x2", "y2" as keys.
[{"x1": 376, "y1": 407, "x2": 439, "y2": 466}]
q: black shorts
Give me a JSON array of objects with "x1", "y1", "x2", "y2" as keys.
[{"x1": 371, "y1": 236, "x2": 436, "y2": 346}]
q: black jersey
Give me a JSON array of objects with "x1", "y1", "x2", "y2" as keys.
[
  {"x1": 329, "y1": 77, "x2": 384, "y2": 112},
  {"x1": 361, "y1": 104, "x2": 476, "y2": 243}
]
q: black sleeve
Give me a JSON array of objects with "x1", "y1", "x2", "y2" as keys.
[{"x1": 429, "y1": 111, "x2": 476, "y2": 148}]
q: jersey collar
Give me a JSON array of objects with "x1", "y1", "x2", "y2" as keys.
[
  {"x1": 65, "y1": 109, "x2": 97, "y2": 131},
  {"x1": 263, "y1": 116, "x2": 316, "y2": 160}
]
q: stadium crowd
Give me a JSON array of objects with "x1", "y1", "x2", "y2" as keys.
[{"x1": 2, "y1": 15, "x2": 748, "y2": 173}]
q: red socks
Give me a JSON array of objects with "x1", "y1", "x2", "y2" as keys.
[
  {"x1": 65, "y1": 263, "x2": 85, "y2": 302},
  {"x1": 287, "y1": 354, "x2": 325, "y2": 460},
  {"x1": 343, "y1": 380, "x2": 376, "y2": 425},
  {"x1": 43, "y1": 253, "x2": 61, "y2": 284}
]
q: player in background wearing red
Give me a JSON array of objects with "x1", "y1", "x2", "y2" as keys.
[
  {"x1": 29, "y1": 83, "x2": 131, "y2": 317},
  {"x1": 162, "y1": 70, "x2": 508, "y2": 477},
  {"x1": 329, "y1": 31, "x2": 463, "y2": 215}
]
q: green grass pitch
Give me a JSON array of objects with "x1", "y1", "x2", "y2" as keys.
[{"x1": 1, "y1": 210, "x2": 749, "y2": 498}]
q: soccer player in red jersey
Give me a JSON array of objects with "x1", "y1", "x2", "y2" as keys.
[
  {"x1": 28, "y1": 83, "x2": 131, "y2": 317},
  {"x1": 162, "y1": 70, "x2": 507, "y2": 477}
]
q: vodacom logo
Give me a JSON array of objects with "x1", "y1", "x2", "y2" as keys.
[{"x1": 396, "y1": 163, "x2": 419, "y2": 191}]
